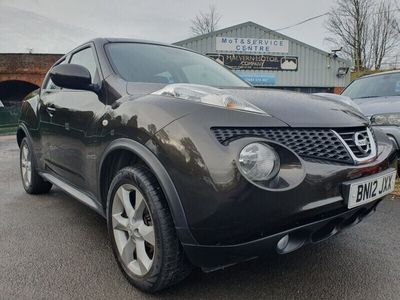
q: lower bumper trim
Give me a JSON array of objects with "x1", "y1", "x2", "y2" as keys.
[{"x1": 182, "y1": 200, "x2": 380, "y2": 271}]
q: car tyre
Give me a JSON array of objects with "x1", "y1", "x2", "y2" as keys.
[
  {"x1": 19, "y1": 137, "x2": 52, "y2": 194},
  {"x1": 107, "y1": 166, "x2": 192, "y2": 292}
]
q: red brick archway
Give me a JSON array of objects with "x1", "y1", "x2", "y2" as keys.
[
  {"x1": 0, "y1": 53, "x2": 62, "y2": 104},
  {"x1": 0, "y1": 53, "x2": 63, "y2": 88},
  {"x1": 0, "y1": 80, "x2": 39, "y2": 106},
  {"x1": 0, "y1": 73, "x2": 44, "y2": 87}
]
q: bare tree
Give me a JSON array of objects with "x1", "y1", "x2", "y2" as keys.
[
  {"x1": 325, "y1": 0, "x2": 372, "y2": 71},
  {"x1": 190, "y1": 5, "x2": 221, "y2": 36},
  {"x1": 370, "y1": 1, "x2": 398, "y2": 69},
  {"x1": 395, "y1": 0, "x2": 400, "y2": 34},
  {"x1": 326, "y1": 0, "x2": 399, "y2": 70}
]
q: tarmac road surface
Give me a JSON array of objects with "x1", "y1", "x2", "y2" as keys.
[{"x1": 1, "y1": 136, "x2": 399, "y2": 299}]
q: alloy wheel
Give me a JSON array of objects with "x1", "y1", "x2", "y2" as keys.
[
  {"x1": 112, "y1": 184, "x2": 155, "y2": 276},
  {"x1": 20, "y1": 143, "x2": 32, "y2": 188}
]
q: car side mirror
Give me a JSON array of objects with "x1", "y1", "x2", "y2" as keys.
[{"x1": 50, "y1": 64, "x2": 99, "y2": 93}]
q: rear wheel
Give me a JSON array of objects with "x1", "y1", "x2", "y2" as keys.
[
  {"x1": 107, "y1": 166, "x2": 192, "y2": 292},
  {"x1": 19, "y1": 137, "x2": 52, "y2": 194}
]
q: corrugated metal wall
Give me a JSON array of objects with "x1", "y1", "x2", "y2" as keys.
[{"x1": 175, "y1": 22, "x2": 351, "y2": 88}]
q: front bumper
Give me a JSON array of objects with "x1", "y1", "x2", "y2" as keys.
[
  {"x1": 153, "y1": 108, "x2": 397, "y2": 268},
  {"x1": 183, "y1": 200, "x2": 380, "y2": 270}
]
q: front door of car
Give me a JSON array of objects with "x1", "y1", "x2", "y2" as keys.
[
  {"x1": 46, "y1": 45, "x2": 106, "y2": 194},
  {"x1": 37, "y1": 58, "x2": 67, "y2": 171}
]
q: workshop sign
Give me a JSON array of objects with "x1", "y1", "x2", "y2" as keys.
[
  {"x1": 207, "y1": 53, "x2": 298, "y2": 71},
  {"x1": 235, "y1": 71, "x2": 277, "y2": 86},
  {"x1": 216, "y1": 37, "x2": 289, "y2": 53}
]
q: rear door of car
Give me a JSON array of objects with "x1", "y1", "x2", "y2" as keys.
[{"x1": 45, "y1": 44, "x2": 107, "y2": 194}]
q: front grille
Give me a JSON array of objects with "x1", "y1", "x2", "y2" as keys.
[
  {"x1": 336, "y1": 128, "x2": 373, "y2": 158},
  {"x1": 211, "y1": 127, "x2": 375, "y2": 164}
]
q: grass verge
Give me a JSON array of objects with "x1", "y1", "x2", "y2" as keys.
[{"x1": 0, "y1": 126, "x2": 17, "y2": 136}]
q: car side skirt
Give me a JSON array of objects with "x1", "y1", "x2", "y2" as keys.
[{"x1": 40, "y1": 172, "x2": 105, "y2": 217}]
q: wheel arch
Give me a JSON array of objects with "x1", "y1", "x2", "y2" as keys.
[
  {"x1": 98, "y1": 138, "x2": 197, "y2": 245},
  {"x1": 16, "y1": 123, "x2": 30, "y2": 147}
]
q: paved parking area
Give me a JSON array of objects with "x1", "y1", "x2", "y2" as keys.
[{"x1": 1, "y1": 136, "x2": 400, "y2": 299}]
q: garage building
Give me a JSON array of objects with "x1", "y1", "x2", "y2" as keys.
[{"x1": 174, "y1": 21, "x2": 351, "y2": 94}]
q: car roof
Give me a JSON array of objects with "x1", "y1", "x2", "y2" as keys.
[
  {"x1": 359, "y1": 70, "x2": 400, "y2": 79},
  {"x1": 87, "y1": 37, "x2": 186, "y2": 51},
  {"x1": 64, "y1": 37, "x2": 191, "y2": 59},
  {"x1": 56, "y1": 37, "x2": 214, "y2": 83}
]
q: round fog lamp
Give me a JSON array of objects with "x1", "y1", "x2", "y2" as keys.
[
  {"x1": 277, "y1": 234, "x2": 290, "y2": 252},
  {"x1": 238, "y1": 143, "x2": 279, "y2": 182}
]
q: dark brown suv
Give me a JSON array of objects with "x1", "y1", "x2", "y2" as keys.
[{"x1": 17, "y1": 38, "x2": 397, "y2": 292}]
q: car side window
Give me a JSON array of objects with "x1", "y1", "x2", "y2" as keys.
[
  {"x1": 44, "y1": 78, "x2": 59, "y2": 90},
  {"x1": 69, "y1": 47, "x2": 99, "y2": 84},
  {"x1": 43, "y1": 59, "x2": 66, "y2": 90}
]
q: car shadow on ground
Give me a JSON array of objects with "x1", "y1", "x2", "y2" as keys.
[
  {"x1": 160, "y1": 241, "x2": 389, "y2": 299},
  {"x1": 33, "y1": 187, "x2": 395, "y2": 300}
]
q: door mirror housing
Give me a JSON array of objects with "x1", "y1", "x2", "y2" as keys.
[{"x1": 49, "y1": 64, "x2": 99, "y2": 93}]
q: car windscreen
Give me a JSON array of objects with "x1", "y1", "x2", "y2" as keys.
[
  {"x1": 342, "y1": 73, "x2": 400, "y2": 99},
  {"x1": 105, "y1": 42, "x2": 250, "y2": 88}
]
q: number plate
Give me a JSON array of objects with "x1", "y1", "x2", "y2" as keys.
[{"x1": 344, "y1": 169, "x2": 397, "y2": 209}]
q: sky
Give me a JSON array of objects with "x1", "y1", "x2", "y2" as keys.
[{"x1": 0, "y1": 0, "x2": 336, "y2": 54}]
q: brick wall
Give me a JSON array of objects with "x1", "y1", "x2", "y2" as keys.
[{"x1": 0, "y1": 53, "x2": 63, "y2": 86}]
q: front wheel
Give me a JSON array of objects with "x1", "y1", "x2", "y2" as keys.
[
  {"x1": 19, "y1": 137, "x2": 52, "y2": 194},
  {"x1": 107, "y1": 166, "x2": 192, "y2": 292}
]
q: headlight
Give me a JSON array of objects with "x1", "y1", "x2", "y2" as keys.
[
  {"x1": 371, "y1": 113, "x2": 400, "y2": 126},
  {"x1": 153, "y1": 83, "x2": 265, "y2": 114},
  {"x1": 238, "y1": 143, "x2": 280, "y2": 182}
]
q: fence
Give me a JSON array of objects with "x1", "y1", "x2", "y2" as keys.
[{"x1": 0, "y1": 106, "x2": 20, "y2": 134}]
